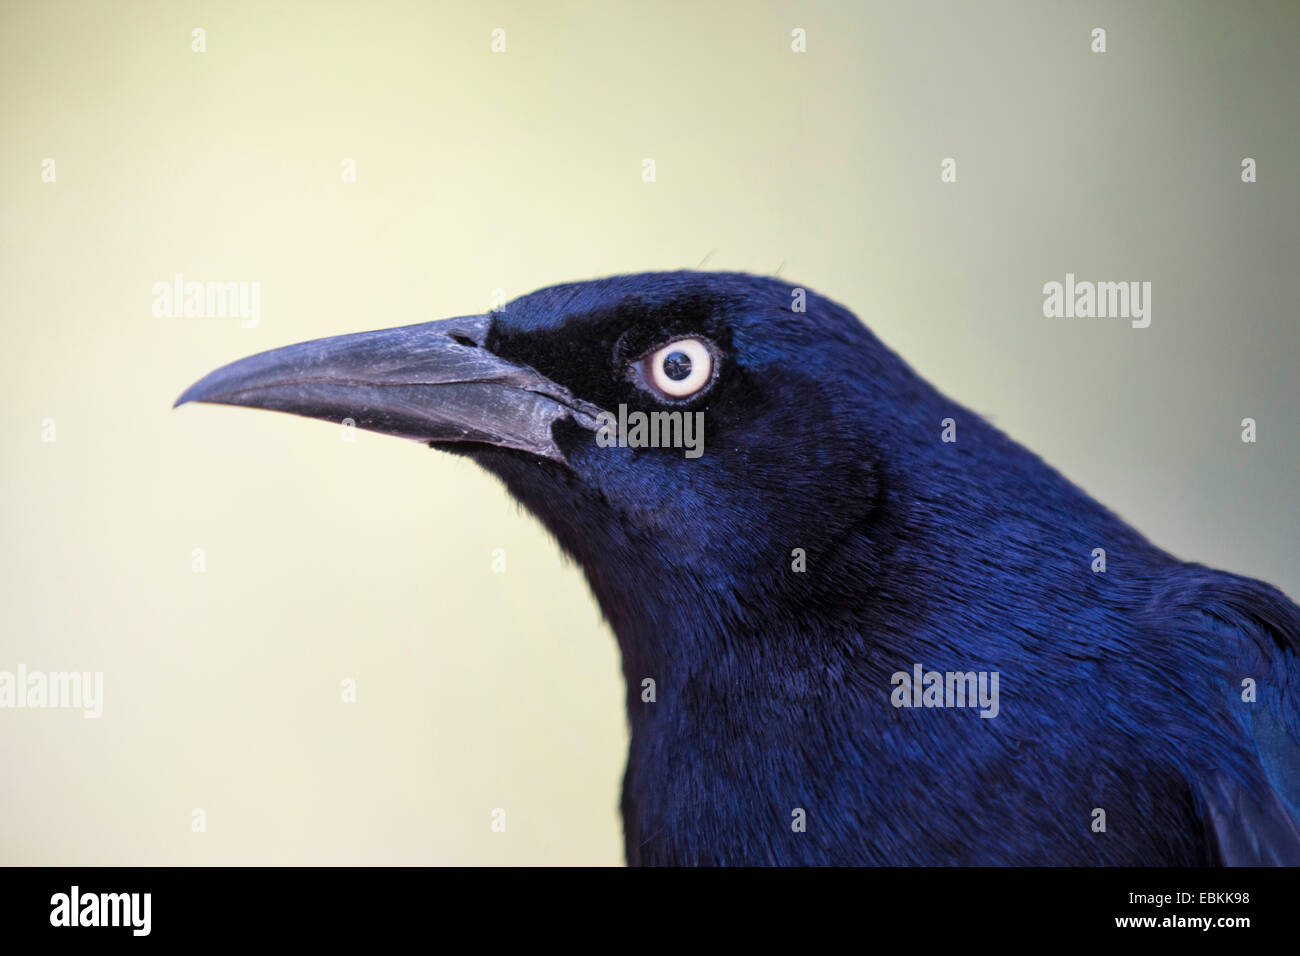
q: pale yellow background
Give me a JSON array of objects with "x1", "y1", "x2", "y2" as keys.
[{"x1": 1, "y1": 1, "x2": 1296, "y2": 865}]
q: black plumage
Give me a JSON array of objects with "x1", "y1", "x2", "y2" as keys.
[{"x1": 177, "y1": 271, "x2": 1300, "y2": 865}]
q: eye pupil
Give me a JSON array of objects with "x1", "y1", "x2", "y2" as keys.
[
  {"x1": 640, "y1": 337, "x2": 713, "y2": 399},
  {"x1": 662, "y1": 351, "x2": 692, "y2": 381}
]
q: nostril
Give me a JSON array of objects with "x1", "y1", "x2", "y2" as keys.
[{"x1": 449, "y1": 333, "x2": 477, "y2": 348}]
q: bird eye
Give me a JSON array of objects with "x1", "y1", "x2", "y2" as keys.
[{"x1": 640, "y1": 338, "x2": 714, "y2": 399}]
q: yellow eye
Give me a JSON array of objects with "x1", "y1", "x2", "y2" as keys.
[{"x1": 641, "y1": 338, "x2": 714, "y2": 399}]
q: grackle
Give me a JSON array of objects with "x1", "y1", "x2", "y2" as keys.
[{"x1": 176, "y1": 271, "x2": 1300, "y2": 865}]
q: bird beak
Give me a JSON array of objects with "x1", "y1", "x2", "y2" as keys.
[{"x1": 174, "y1": 314, "x2": 604, "y2": 462}]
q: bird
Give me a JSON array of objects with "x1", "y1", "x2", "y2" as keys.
[{"x1": 175, "y1": 270, "x2": 1300, "y2": 866}]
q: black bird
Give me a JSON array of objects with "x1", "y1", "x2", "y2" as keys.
[{"x1": 176, "y1": 271, "x2": 1300, "y2": 865}]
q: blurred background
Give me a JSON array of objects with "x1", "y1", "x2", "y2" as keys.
[{"x1": 1, "y1": 0, "x2": 1296, "y2": 864}]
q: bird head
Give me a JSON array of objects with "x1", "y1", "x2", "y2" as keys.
[{"x1": 176, "y1": 271, "x2": 939, "y2": 670}]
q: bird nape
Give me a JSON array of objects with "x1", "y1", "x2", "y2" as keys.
[{"x1": 175, "y1": 271, "x2": 1300, "y2": 866}]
